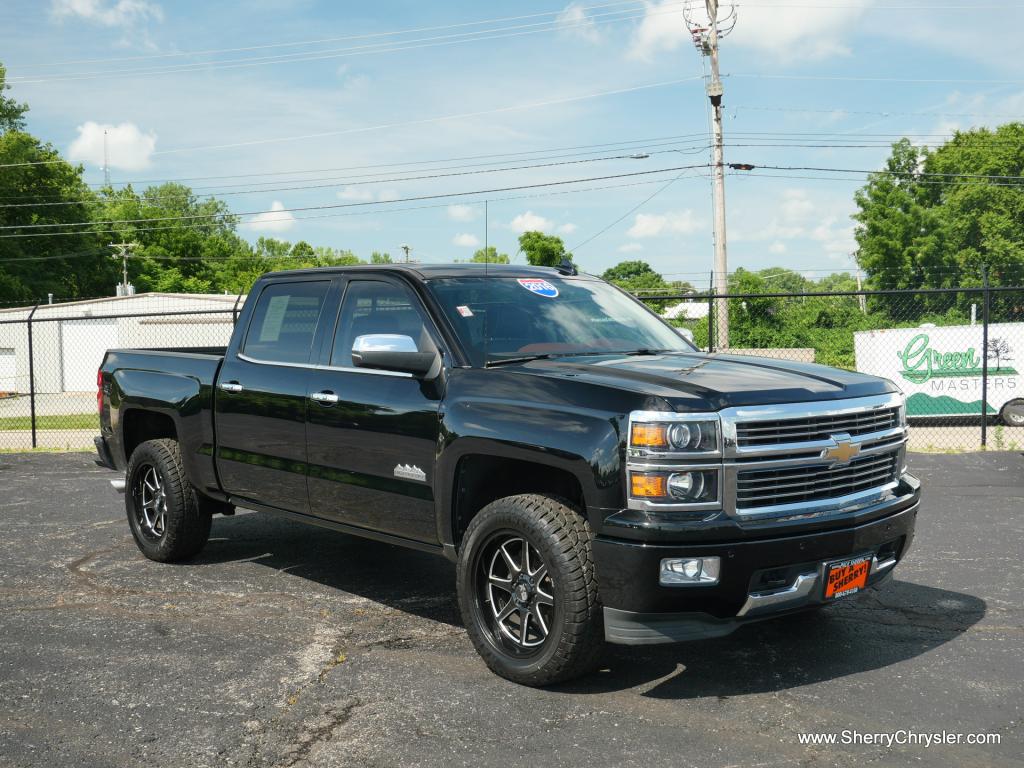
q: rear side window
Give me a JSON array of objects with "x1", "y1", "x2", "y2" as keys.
[{"x1": 243, "y1": 281, "x2": 330, "y2": 364}]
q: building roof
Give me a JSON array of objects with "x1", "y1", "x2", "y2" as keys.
[{"x1": 0, "y1": 292, "x2": 243, "y2": 320}]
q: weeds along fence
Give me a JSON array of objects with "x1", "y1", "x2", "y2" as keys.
[{"x1": 1, "y1": 285, "x2": 1022, "y2": 453}]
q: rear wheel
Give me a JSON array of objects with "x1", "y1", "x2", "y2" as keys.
[
  {"x1": 457, "y1": 494, "x2": 604, "y2": 686},
  {"x1": 126, "y1": 438, "x2": 211, "y2": 562}
]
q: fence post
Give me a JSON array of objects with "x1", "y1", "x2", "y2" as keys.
[
  {"x1": 707, "y1": 271, "x2": 715, "y2": 353},
  {"x1": 26, "y1": 305, "x2": 38, "y2": 449},
  {"x1": 981, "y1": 266, "x2": 990, "y2": 448}
]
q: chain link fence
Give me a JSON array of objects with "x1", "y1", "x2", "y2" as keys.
[
  {"x1": 647, "y1": 284, "x2": 1024, "y2": 453},
  {"x1": 0, "y1": 294, "x2": 244, "y2": 451},
  {"x1": 1, "y1": 286, "x2": 1021, "y2": 453}
]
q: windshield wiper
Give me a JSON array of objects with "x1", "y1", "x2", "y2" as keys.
[
  {"x1": 485, "y1": 354, "x2": 553, "y2": 368},
  {"x1": 622, "y1": 348, "x2": 672, "y2": 356}
]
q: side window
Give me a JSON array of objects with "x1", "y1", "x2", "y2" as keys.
[
  {"x1": 243, "y1": 281, "x2": 330, "y2": 364},
  {"x1": 331, "y1": 281, "x2": 433, "y2": 367}
]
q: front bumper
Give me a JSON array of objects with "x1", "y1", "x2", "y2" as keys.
[{"x1": 596, "y1": 488, "x2": 918, "y2": 645}]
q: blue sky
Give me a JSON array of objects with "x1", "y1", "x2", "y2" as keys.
[{"x1": 2, "y1": 0, "x2": 1023, "y2": 285}]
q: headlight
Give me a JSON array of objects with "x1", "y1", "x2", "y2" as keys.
[
  {"x1": 629, "y1": 415, "x2": 720, "y2": 453},
  {"x1": 629, "y1": 469, "x2": 719, "y2": 504}
]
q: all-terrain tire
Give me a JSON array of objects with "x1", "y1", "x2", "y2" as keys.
[
  {"x1": 125, "y1": 438, "x2": 211, "y2": 562},
  {"x1": 456, "y1": 494, "x2": 605, "y2": 686}
]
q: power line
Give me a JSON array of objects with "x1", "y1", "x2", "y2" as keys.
[
  {"x1": 732, "y1": 73, "x2": 1024, "y2": 84},
  {"x1": 10, "y1": 5, "x2": 687, "y2": 85},
  {"x1": 733, "y1": 163, "x2": 1024, "y2": 181},
  {"x1": 0, "y1": 76, "x2": 704, "y2": 168},
  {"x1": 9, "y1": 0, "x2": 657, "y2": 70},
  {"x1": 0, "y1": 146, "x2": 710, "y2": 209},
  {"x1": 0, "y1": 164, "x2": 710, "y2": 237},
  {"x1": 733, "y1": 104, "x2": 1024, "y2": 120},
  {"x1": 0, "y1": 174, "x2": 707, "y2": 251}
]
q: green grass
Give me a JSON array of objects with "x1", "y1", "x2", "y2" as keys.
[{"x1": 0, "y1": 413, "x2": 98, "y2": 430}]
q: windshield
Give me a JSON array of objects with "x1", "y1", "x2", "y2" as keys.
[{"x1": 427, "y1": 275, "x2": 694, "y2": 367}]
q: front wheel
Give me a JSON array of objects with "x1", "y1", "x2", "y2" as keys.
[
  {"x1": 125, "y1": 438, "x2": 211, "y2": 563},
  {"x1": 456, "y1": 494, "x2": 605, "y2": 686}
]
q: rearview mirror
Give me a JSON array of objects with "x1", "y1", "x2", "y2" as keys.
[{"x1": 351, "y1": 334, "x2": 439, "y2": 378}]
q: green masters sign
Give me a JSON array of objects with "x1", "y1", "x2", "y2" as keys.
[{"x1": 898, "y1": 333, "x2": 1017, "y2": 384}]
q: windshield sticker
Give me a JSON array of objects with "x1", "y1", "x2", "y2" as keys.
[
  {"x1": 456, "y1": 305, "x2": 474, "y2": 318},
  {"x1": 517, "y1": 278, "x2": 559, "y2": 298}
]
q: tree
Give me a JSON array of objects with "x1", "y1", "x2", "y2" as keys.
[
  {"x1": 468, "y1": 246, "x2": 509, "y2": 264},
  {"x1": 0, "y1": 64, "x2": 27, "y2": 132},
  {"x1": 371, "y1": 251, "x2": 393, "y2": 264},
  {"x1": 518, "y1": 231, "x2": 571, "y2": 267},
  {"x1": 0, "y1": 64, "x2": 111, "y2": 302},
  {"x1": 853, "y1": 124, "x2": 1024, "y2": 318}
]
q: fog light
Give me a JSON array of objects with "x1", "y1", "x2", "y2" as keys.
[{"x1": 660, "y1": 556, "x2": 720, "y2": 586}]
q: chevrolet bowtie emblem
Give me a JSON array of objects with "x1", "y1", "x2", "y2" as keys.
[{"x1": 822, "y1": 434, "x2": 860, "y2": 465}]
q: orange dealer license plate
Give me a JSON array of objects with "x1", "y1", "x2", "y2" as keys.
[{"x1": 824, "y1": 555, "x2": 871, "y2": 600}]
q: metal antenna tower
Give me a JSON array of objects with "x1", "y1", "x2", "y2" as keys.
[
  {"x1": 109, "y1": 241, "x2": 138, "y2": 295},
  {"x1": 103, "y1": 129, "x2": 110, "y2": 187},
  {"x1": 683, "y1": 0, "x2": 737, "y2": 350}
]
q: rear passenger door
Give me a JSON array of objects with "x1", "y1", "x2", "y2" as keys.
[
  {"x1": 215, "y1": 278, "x2": 335, "y2": 512},
  {"x1": 305, "y1": 277, "x2": 444, "y2": 543}
]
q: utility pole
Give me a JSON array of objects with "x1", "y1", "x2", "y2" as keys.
[
  {"x1": 109, "y1": 242, "x2": 137, "y2": 295},
  {"x1": 685, "y1": 0, "x2": 736, "y2": 350},
  {"x1": 400, "y1": 243, "x2": 412, "y2": 263}
]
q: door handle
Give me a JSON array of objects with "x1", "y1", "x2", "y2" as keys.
[
  {"x1": 310, "y1": 390, "x2": 340, "y2": 405},
  {"x1": 219, "y1": 381, "x2": 244, "y2": 393}
]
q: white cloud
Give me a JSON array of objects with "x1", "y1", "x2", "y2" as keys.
[
  {"x1": 618, "y1": 243, "x2": 644, "y2": 253},
  {"x1": 780, "y1": 189, "x2": 815, "y2": 221},
  {"x1": 447, "y1": 204, "x2": 478, "y2": 222},
  {"x1": 245, "y1": 201, "x2": 296, "y2": 233},
  {"x1": 453, "y1": 233, "x2": 481, "y2": 248},
  {"x1": 510, "y1": 211, "x2": 553, "y2": 233},
  {"x1": 627, "y1": 0, "x2": 870, "y2": 62},
  {"x1": 556, "y1": 2, "x2": 602, "y2": 43},
  {"x1": 557, "y1": 222, "x2": 578, "y2": 235},
  {"x1": 626, "y1": 210, "x2": 701, "y2": 238},
  {"x1": 768, "y1": 241, "x2": 787, "y2": 255},
  {"x1": 51, "y1": 0, "x2": 163, "y2": 28},
  {"x1": 337, "y1": 186, "x2": 399, "y2": 202},
  {"x1": 67, "y1": 121, "x2": 156, "y2": 170}
]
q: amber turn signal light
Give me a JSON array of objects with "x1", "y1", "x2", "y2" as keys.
[
  {"x1": 630, "y1": 472, "x2": 668, "y2": 498},
  {"x1": 631, "y1": 423, "x2": 668, "y2": 448}
]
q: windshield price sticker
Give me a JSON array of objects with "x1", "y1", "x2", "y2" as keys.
[
  {"x1": 517, "y1": 278, "x2": 559, "y2": 298},
  {"x1": 456, "y1": 305, "x2": 474, "y2": 318}
]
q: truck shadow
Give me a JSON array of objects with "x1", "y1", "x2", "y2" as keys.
[
  {"x1": 198, "y1": 511, "x2": 462, "y2": 628},
  {"x1": 555, "y1": 581, "x2": 986, "y2": 699},
  {"x1": 199, "y1": 513, "x2": 984, "y2": 699}
]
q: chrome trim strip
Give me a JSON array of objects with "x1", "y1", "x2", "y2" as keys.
[
  {"x1": 736, "y1": 572, "x2": 818, "y2": 617},
  {"x1": 730, "y1": 481, "x2": 899, "y2": 519},
  {"x1": 236, "y1": 352, "x2": 414, "y2": 379}
]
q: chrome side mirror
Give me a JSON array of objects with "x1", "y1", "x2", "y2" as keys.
[{"x1": 351, "y1": 334, "x2": 439, "y2": 378}]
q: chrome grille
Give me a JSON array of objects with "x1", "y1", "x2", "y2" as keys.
[
  {"x1": 736, "y1": 450, "x2": 900, "y2": 509},
  {"x1": 734, "y1": 407, "x2": 900, "y2": 447}
]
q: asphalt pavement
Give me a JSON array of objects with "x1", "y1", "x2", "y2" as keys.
[{"x1": 0, "y1": 451, "x2": 1021, "y2": 768}]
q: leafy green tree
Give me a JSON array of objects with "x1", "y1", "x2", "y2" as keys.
[
  {"x1": 0, "y1": 64, "x2": 27, "y2": 132},
  {"x1": 601, "y1": 260, "x2": 692, "y2": 311},
  {"x1": 0, "y1": 64, "x2": 112, "y2": 302},
  {"x1": 854, "y1": 124, "x2": 1024, "y2": 318},
  {"x1": 371, "y1": 251, "x2": 393, "y2": 264},
  {"x1": 518, "y1": 231, "x2": 571, "y2": 267},
  {"x1": 468, "y1": 246, "x2": 509, "y2": 264}
]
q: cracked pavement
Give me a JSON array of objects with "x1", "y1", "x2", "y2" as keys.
[{"x1": 0, "y1": 452, "x2": 1021, "y2": 767}]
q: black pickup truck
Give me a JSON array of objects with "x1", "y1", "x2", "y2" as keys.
[{"x1": 95, "y1": 264, "x2": 919, "y2": 685}]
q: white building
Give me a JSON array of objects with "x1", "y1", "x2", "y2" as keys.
[
  {"x1": 0, "y1": 293, "x2": 245, "y2": 394},
  {"x1": 662, "y1": 301, "x2": 710, "y2": 321}
]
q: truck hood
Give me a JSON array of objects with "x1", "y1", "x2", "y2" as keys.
[{"x1": 512, "y1": 351, "x2": 896, "y2": 410}]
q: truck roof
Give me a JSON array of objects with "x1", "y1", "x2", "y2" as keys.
[{"x1": 263, "y1": 263, "x2": 584, "y2": 281}]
